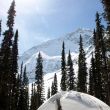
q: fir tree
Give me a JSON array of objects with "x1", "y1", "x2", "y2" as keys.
[
  {"x1": 67, "y1": 50, "x2": 75, "y2": 90},
  {"x1": 60, "y1": 42, "x2": 67, "y2": 91},
  {"x1": 53, "y1": 73, "x2": 58, "y2": 94},
  {"x1": 0, "y1": 20, "x2": 2, "y2": 37},
  {"x1": 0, "y1": 1, "x2": 16, "y2": 110},
  {"x1": 47, "y1": 87, "x2": 50, "y2": 99},
  {"x1": 11, "y1": 30, "x2": 19, "y2": 110},
  {"x1": 35, "y1": 52, "x2": 44, "y2": 109},
  {"x1": 51, "y1": 73, "x2": 58, "y2": 96},
  {"x1": 94, "y1": 12, "x2": 109, "y2": 104},
  {"x1": 51, "y1": 82, "x2": 54, "y2": 96},
  {"x1": 88, "y1": 53, "x2": 95, "y2": 96},
  {"x1": 94, "y1": 12, "x2": 103, "y2": 101},
  {"x1": 17, "y1": 66, "x2": 29, "y2": 110},
  {"x1": 30, "y1": 83, "x2": 38, "y2": 110},
  {"x1": 23, "y1": 66, "x2": 29, "y2": 86},
  {"x1": 7, "y1": 0, "x2": 16, "y2": 31},
  {"x1": 101, "y1": 0, "x2": 110, "y2": 30},
  {"x1": 16, "y1": 63, "x2": 23, "y2": 110},
  {"x1": 22, "y1": 66, "x2": 29, "y2": 110},
  {"x1": 77, "y1": 35, "x2": 87, "y2": 93}
]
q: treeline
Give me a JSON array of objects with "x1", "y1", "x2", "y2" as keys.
[{"x1": 59, "y1": 11, "x2": 110, "y2": 106}]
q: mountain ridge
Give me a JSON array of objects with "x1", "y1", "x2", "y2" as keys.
[{"x1": 19, "y1": 28, "x2": 93, "y2": 82}]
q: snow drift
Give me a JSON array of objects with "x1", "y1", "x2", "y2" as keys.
[{"x1": 38, "y1": 91, "x2": 110, "y2": 110}]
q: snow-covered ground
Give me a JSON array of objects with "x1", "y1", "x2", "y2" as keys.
[{"x1": 38, "y1": 91, "x2": 110, "y2": 110}]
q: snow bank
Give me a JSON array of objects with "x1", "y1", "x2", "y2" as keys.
[{"x1": 38, "y1": 91, "x2": 110, "y2": 110}]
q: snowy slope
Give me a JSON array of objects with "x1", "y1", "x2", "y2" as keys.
[
  {"x1": 38, "y1": 91, "x2": 110, "y2": 110},
  {"x1": 19, "y1": 28, "x2": 93, "y2": 82}
]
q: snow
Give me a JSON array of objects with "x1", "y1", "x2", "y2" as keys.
[
  {"x1": 38, "y1": 91, "x2": 110, "y2": 110},
  {"x1": 18, "y1": 28, "x2": 93, "y2": 82}
]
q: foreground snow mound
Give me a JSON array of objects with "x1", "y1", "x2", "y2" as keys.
[{"x1": 38, "y1": 91, "x2": 110, "y2": 110}]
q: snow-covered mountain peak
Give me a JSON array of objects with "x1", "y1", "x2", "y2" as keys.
[{"x1": 19, "y1": 28, "x2": 93, "y2": 81}]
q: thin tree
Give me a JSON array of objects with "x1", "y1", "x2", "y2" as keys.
[
  {"x1": 11, "y1": 29, "x2": 19, "y2": 110},
  {"x1": 67, "y1": 50, "x2": 75, "y2": 90},
  {"x1": 22, "y1": 66, "x2": 29, "y2": 110},
  {"x1": 35, "y1": 52, "x2": 45, "y2": 109},
  {"x1": 47, "y1": 87, "x2": 50, "y2": 99},
  {"x1": 77, "y1": 35, "x2": 87, "y2": 93},
  {"x1": 0, "y1": 20, "x2": 2, "y2": 37},
  {"x1": 60, "y1": 42, "x2": 67, "y2": 91},
  {"x1": 51, "y1": 73, "x2": 58, "y2": 96},
  {"x1": 88, "y1": 53, "x2": 95, "y2": 96}
]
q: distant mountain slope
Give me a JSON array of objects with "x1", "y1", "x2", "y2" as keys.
[
  {"x1": 38, "y1": 91, "x2": 110, "y2": 110},
  {"x1": 19, "y1": 28, "x2": 93, "y2": 81}
]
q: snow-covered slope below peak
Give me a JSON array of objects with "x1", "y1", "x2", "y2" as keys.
[
  {"x1": 19, "y1": 28, "x2": 93, "y2": 61},
  {"x1": 19, "y1": 28, "x2": 93, "y2": 76},
  {"x1": 38, "y1": 91, "x2": 110, "y2": 110}
]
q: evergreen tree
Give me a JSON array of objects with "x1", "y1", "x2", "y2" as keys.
[
  {"x1": 0, "y1": 20, "x2": 1, "y2": 37},
  {"x1": 101, "y1": 0, "x2": 110, "y2": 30},
  {"x1": 11, "y1": 29, "x2": 19, "y2": 110},
  {"x1": 77, "y1": 35, "x2": 87, "y2": 93},
  {"x1": 47, "y1": 87, "x2": 50, "y2": 99},
  {"x1": 22, "y1": 66, "x2": 29, "y2": 110},
  {"x1": 51, "y1": 81, "x2": 54, "y2": 96},
  {"x1": 53, "y1": 73, "x2": 58, "y2": 94},
  {"x1": 30, "y1": 83, "x2": 39, "y2": 110},
  {"x1": 17, "y1": 65, "x2": 29, "y2": 110},
  {"x1": 94, "y1": 12, "x2": 109, "y2": 104},
  {"x1": 88, "y1": 53, "x2": 95, "y2": 96},
  {"x1": 60, "y1": 42, "x2": 67, "y2": 91},
  {"x1": 0, "y1": 1, "x2": 16, "y2": 110},
  {"x1": 23, "y1": 66, "x2": 29, "y2": 86},
  {"x1": 16, "y1": 63, "x2": 23, "y2": 110},
  {"x1": 51, "y1": 73, "x2": 58, "y2": 96},
  {"x1": 35, "y1": 52, "x2": 44, "y2": 109},
  {"x1": 101, "y1": 0, "x2": 110, "y2": 105},
  {"x1": 67, "y1": 50, "x2": 75, "y2": 90},
  {"x1": 7, "y1": 0, "x2": 16, "y2": 31}
]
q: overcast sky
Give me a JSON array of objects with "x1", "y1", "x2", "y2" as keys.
[{"x1": 0, "y1": 0, "x2": 103, "y2": 54}]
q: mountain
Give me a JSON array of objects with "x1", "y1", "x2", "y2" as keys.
[
  {"x1": 38, "y1": 91, "x2": 110, "y2": 110},
  {"x1": 19, "y1": 28, "x2": 93, "y2": 82}
]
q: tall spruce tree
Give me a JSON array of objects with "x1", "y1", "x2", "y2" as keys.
[
  {"x1": 94, "y1": 12, "x2": 109, "y2": 104},
  {"x1": 35, "y1": 52, "x2": 44, "y2": 109},
  {"x1": 30, "y1": 83, "x2": 38, "y2": 110},
  {"x1": 0, "y1": 20, "x2": 1, "y2": 37},
  {"x1": 60, "y1": 42, "x2": 67, "y2": 91},
  {"x1": 17, "y1": 62, "x2": 23, "y2": 110},
  {"x1": 22, "y1": 66, "x2": 29, "y2": 110},
  {"x1": 47, "y1": 87, "x2": 50, "y2": 99},
  {"x1": 88, "y1": 53, "x2": 95, "y2": 96},
  {"x1": 101, "y1": 0, "x2": 110, "y2": 105},
  {"x1": 51, "y1": 73, "x2": 58, "y2": 96},
  {"x1": 51, "y1": 81, "x2": 54, "y2": 96},
  {"x1": 17, "y1": 65, "x2": 29, "y2": 110},
  {"x1": 67, "y1": 50, "x2": 75, "y2": 90},
  {"x1": 77, "y1": 35, "x2": 87, "y2": 93},
  {"x1": 0, "y1": 1, "x2": 16, "y2": 110},
  {"x1": 11, "y1": 29, "x2": 19, "y2": 110}
]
